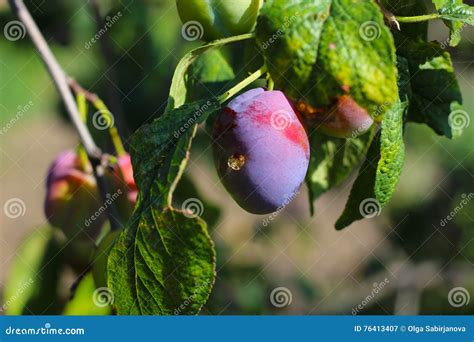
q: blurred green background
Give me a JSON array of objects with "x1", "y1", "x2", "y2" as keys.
[{"x1": 0, "y1": 0, "x2": 473, "y2": 315}]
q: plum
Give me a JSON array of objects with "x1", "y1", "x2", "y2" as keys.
[
  {"x1": 45, "y1": 152, "x2": 137, "y2": 242},
  {"x1": 44, "y1": 150, "x2": 106, "y2": 241},
  {"x1": 176, "y1": 0, "x2": 262, "y2": 41},
  {"x1": 296, "y1": 95, "x2": 374, "y2": 138},
  {"x1": 213, "y1": 88, "x2": 309, "y2": 214},
  {"x1": 105, "y1": 154, "x2": 138, "y2": 222}
]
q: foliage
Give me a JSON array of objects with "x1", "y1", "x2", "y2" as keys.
[{"x1": 3, "y1": 0, "x2": 473, "y2": 316}]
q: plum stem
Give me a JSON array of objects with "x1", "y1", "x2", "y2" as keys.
[
  {"x1": 395, "y1": 13, "x2": 443, "y2": 23},
  {"x1": 8, "y1": 0, "x2": 121, "y2": 232},
  {"x1": 218, "y1": 65, "x2": 267, "y2": 104},
  {"x1": 375, "y1": 0, "x2": 442, "y2": 26},
  {"x1": 267, "y1": 74, "x2": 275, "y2": 91}
]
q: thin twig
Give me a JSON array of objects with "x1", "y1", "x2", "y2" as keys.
[
  {"x1": 8, "y1": 0, "x2": 121, "y2": 231},
  {"x1": 68, "y1": 77, "x2": 102, "y2": 103},
  {"x1": 68, "y1": 77, "x2": 127, "y2": 157}
]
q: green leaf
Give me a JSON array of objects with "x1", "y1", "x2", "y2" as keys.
[
  {"x1": 305, "y1": 132, "x2": 374, "y2": 214},
  {"x1": 167, "y1": 33, "x2": 253, "y2": 111},
  {"x1": 108, "y1": 208, "x2": 215, "y2": 315},
  {"x1": 256, "y1": 0, "x2": 398, "y2": 118},
  {"x1": 3, "y1": 227, "x2": 62, "y2": 315},
  {"x1": 395, "y1": 36, "x2": 464, "y2": 138},
  {"x1": 174, "y1": 173, "x2": 221, "y2": 229},
  {"x1": 432, "y1": 0, "x2": 474, "y2": 46},
  {"x1": 108, "y1": 99, "x2": 219, "y2": 315},
  {"x1": 375, "y1": 100, "x2": 407, "y2": 207},
  {"x1": 185, "y1": 49, "x2": 235, "y2": 102},
  {"x1": 336, "y1": 99, "x2": 407, "y2": 229},
  {"x1": 63, "y1": 273, "x2": 111, "y2": 315}
]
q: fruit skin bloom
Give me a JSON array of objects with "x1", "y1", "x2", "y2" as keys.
[
  {"x1": 44, "y1": 150, "x2": 105, "y2": 240},
  {"x1": 213, "y1": 88, "x2": 310, "y2": 215}
]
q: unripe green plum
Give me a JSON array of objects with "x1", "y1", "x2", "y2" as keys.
[
  {"x1": 176, "y1": 0, "x2": 262, "y2": 41},
  {"x1": 296, "y1": 95, "x2": 374, "y2": 138}
]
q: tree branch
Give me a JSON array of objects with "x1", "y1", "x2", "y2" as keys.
[{"x1": 8, "y1": 0, "x2": 121, "y2": 232}]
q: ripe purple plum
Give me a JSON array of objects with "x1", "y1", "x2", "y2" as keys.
[
  {"x1": 213, "y1": 88, "x2": 310, "y2": 214},
  {"x1": 296, "y1": 95, "x2": 374, "y2": 138},
  {"x1": 44, "y1": 151, "x2": 105, "y2": 240}
]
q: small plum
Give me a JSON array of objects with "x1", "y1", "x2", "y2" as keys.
[
  {"x1": 296, "y1": 95, "x2": 374, "y2": 138},
  {"x1": 105, "y1": 154, "x2": 138, "y2": 221},
  {"x1": 176, "y1": 0, "x2": 262, "y2": 41},
  {"x1": 213, "y1": 88, "x2": 310, "y2": 214},
  {"x1": 44, "y1": 151, "x2": 105, "y2": 241}
]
